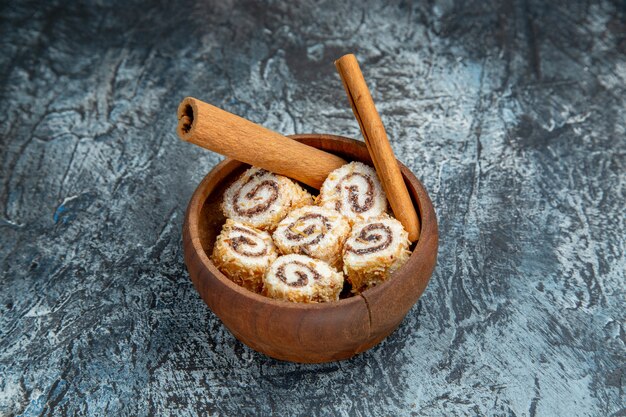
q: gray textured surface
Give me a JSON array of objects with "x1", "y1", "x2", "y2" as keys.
[{"x1": 1, "y1": 0, "x2": 625, "y2": 416}]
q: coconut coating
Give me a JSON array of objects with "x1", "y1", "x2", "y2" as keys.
[
  {"x1": 212, "y1": 219, "x2": 278, "y2": 292},
  {"x1": 343, "y1": 216, "x2": 410, "y2": 293}
]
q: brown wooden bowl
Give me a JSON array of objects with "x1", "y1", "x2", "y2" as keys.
[{"x1": 182, "y1": 134, "x2": 438, "y2": 363}]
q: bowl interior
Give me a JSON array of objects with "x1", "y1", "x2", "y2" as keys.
[{"x1": 194, "y1": 134, "x2": 425, "y2": 303}]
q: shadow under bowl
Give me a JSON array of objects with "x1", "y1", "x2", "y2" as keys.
[{"x1": 182, "y1": 134, "x2": 438, "y2": 363}]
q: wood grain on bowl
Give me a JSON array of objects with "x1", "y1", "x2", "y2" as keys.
[{"x1": 182, "y1": 134, "x2": 438, "y2": 363}]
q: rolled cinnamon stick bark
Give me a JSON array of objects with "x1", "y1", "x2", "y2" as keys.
[
  {"x1": 177, "y1": 97, "x2": 347, "y2": 189},
  {"x1": 335, "y1": 54, "x2": 420, "y2": 241}
]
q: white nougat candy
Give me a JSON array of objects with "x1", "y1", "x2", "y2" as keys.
[
  {"x1": 263, "y1": 254, "x2": 344, "y2": 303},
  {"x1": 222, "y1": 167, "x2": 313, "y2": 231},
  {"x1": 343, "y1": 215, "x2": 410, "y2": 293},
  {"x1": 318, "y1": 161, "x2": 388, "y2": 224},
  {"x1": 215, "y1": 162, "x2": 414, "y2": 301},
  {"x1": 212, "y1": 219, "x2": 278, "y2": 292},
  {"x1": 272, "y1": 206, "x2": 351, "y2": 268}
]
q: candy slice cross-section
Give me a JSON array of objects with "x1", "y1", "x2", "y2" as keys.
[
  {"x1": 212, "y1": 219, "x2": 279, "y2": 292},
  {"x1": 223, "y1": 167, "x2": 313, "y2": 230},
  {"x1": 343, "y1": 216, "x2": 410, "y2": 293},
  {"x1": 318, "y1": 162, "x2": 387, "y2": 224},
  {"x1": 273, "y1": 206, "x2": 351, "y2": 268},
  {"x1": 263, "y1": 254, "x2": 344, "y2": 303}
]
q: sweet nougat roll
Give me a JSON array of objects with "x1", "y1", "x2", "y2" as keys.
[
  {"x1": 262, "y1": 254, "x2": 344, "y2": 303},
  {"x1": 222, "y1": 167, "x2": 313, "y2": 231},
  {"x1": 272, "y1": 206, "x2": 350, "y2": 268},
  {"x1": 318, "y1": 162, "x2": 387, "y2": 224},
  {"x1": 343, "y1": 216, "x2": 410, "y2": 293},
  {"x1": 212, "y1": 219, "x2": 278, "y2": 292}
]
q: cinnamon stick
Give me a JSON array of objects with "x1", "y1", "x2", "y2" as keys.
[
  {"x1": 335, "y1": 54, "x2": 420, "y2": 242},
  {"x1": 177, "y1": 97, "x2": 347, "y2": 189}
]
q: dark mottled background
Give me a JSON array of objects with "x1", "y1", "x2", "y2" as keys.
[{"x1": 1, "y1": 0, "x2": 624, "y2": 416}]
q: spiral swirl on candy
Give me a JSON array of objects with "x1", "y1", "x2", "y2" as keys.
[
  {"x1": 335, "y1": 172, "x2": 375, "y2": 213},
  {"x1": 212, "y1": 220, "x2": 278, "y2": 293},
  {"x1": 273, "y1": 206, "x2": 351, "y2": 268},
  {"x1": 344, "y1": 223, "x2": 393, "y2": 255},
  {"x1": 276, "y1": 260, "x2": 320, "y2": 288},
  {"x1": 343, "y1": 216, "x2": 411, "y2": 293},
  {"x1": 223, "y1": 167, "x2": 313, "y2": 231},
  {"x1": 233, "y1": 179, "x2": 279, "y2": 217},
  {"x1": 226, "y1": 226, "x2": 270, "y2": 257},
  {"x1": 263, "y1": 254, "x2": 344, "y2": 303},
  {"x1": 282, "y1": 213, "x2": 331, "y2": 247},
  {"x1": 318, "y1": 162, "x2": 387, "y2": 223}
]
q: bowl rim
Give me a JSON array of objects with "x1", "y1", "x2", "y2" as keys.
[{"x1": 184, "y1": 133, "x2": 437, "y2": 311}]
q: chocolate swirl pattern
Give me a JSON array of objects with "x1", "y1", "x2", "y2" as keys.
[
  {"x1": 276, "y1": 260, "x2": 320, "y2": 287},
  {"x1": 227, "y1": 226, "x2": 269, "y2": 257},
  {"x1": 212, "y1": 220, "x2": 278, "y2": 293},
  {"x1": 335, "y1": 172, "x2": 375, "y2": 213},
  {"x1": 273, "y1": 206, "x2": 351, "y2": 268},
  {"x1": 232, "y1": 178, "x2": 279, "y2": 217},
  {"x1": 263, "y1": 254, "x2": 344, "y2": 303},
  {"x1": 345, "y1": 223, "x2": 392, "y2": 255},
  {"x1": 343, "y1": 216, "x2": 411, "y2": 293},
  {"x1": 319, "y1": 162, "x2": 387, "y2": 223},
  {"x1": 223, "y1": 167, "x2": 313, "y2": 231},
  {"x1": 282, "y1": 213, "x2": 331, "y2": 247}
]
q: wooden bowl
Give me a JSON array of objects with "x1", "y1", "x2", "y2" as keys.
[{"x1": 182, "y1": 134, "x2": 438, "y2": 363}]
